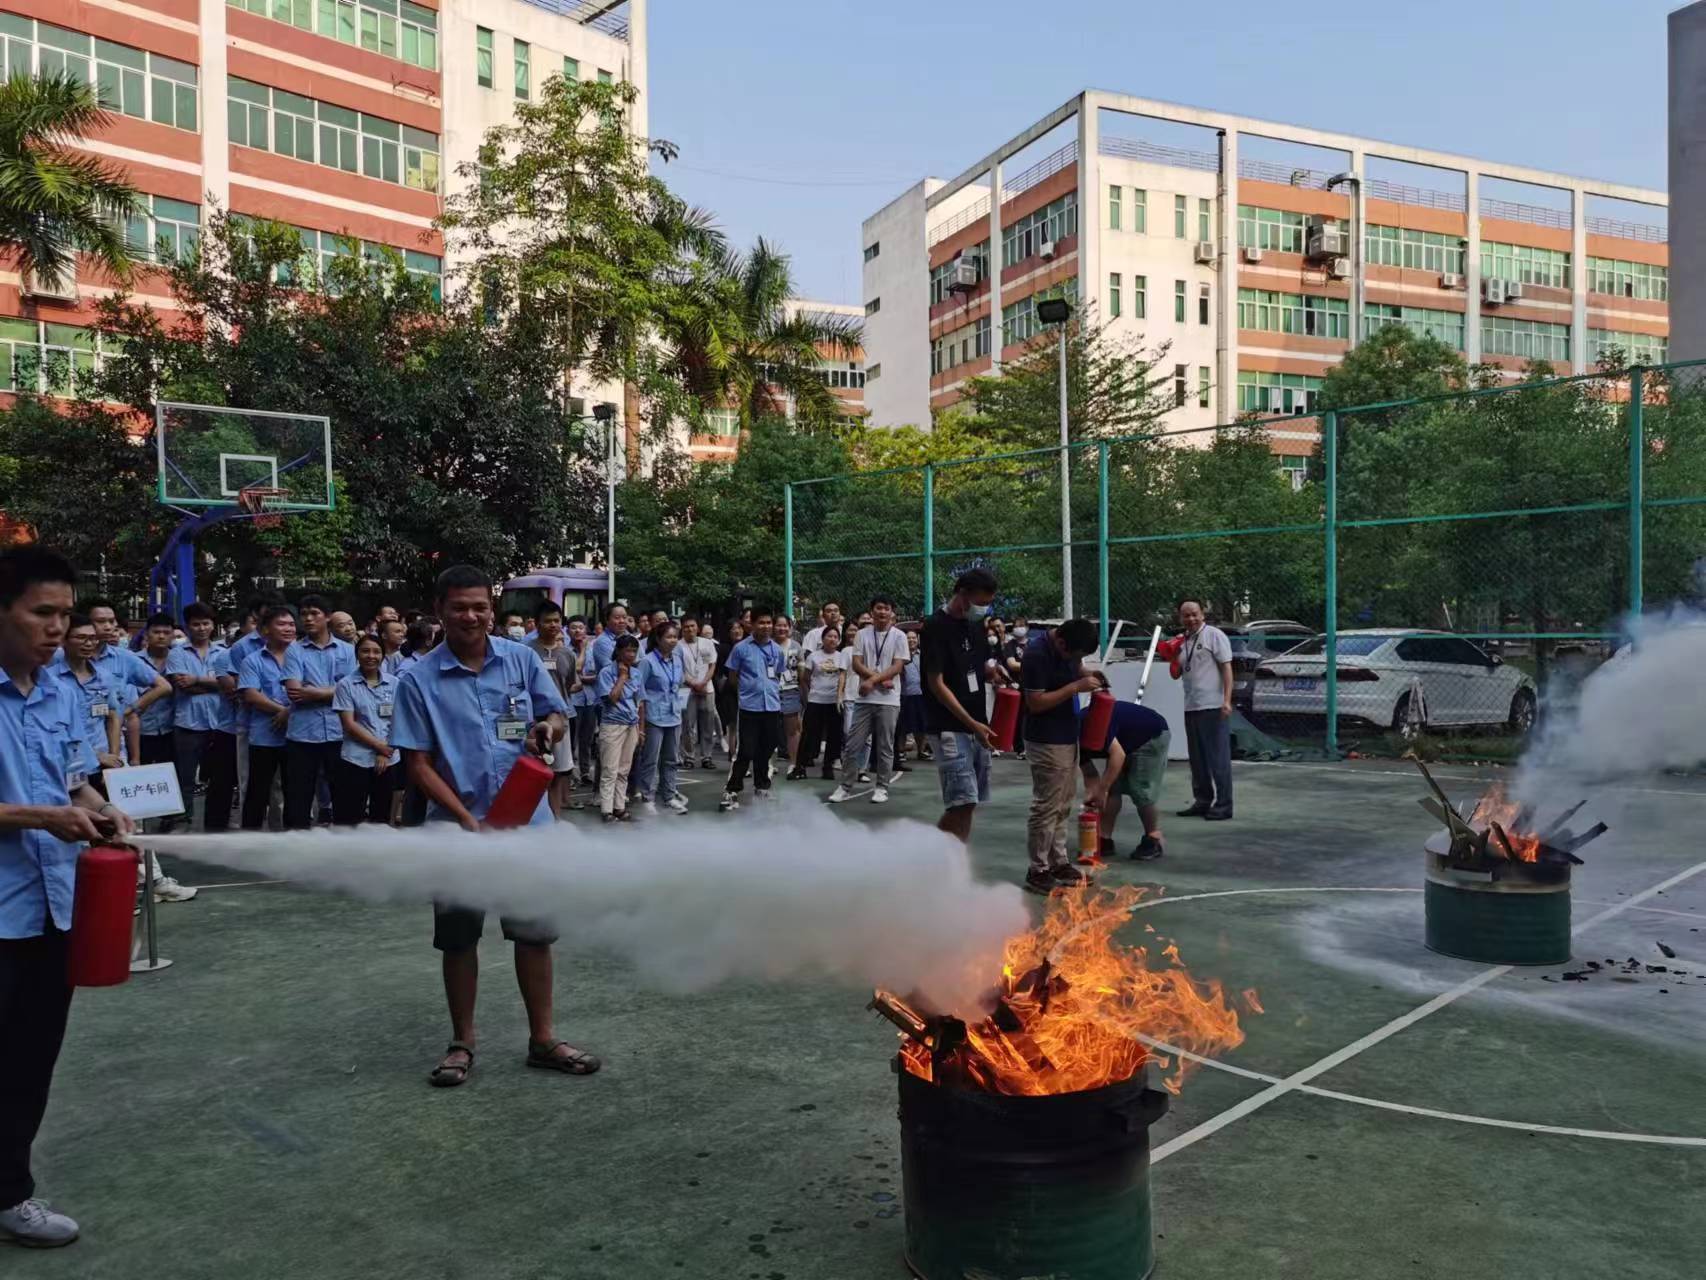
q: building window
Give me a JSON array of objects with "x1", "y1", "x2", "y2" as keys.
[
  {"x1": 227, "y1": 0, "x2": 437, "y2": 70},
  {"x1": 1362, "y1": 303, "x2": 1465, "y2": 350},
  {"x1": 1238, "y1": 205, "x2": 1354, "y2": 256},
  {"x1": 1588, "y1": 328, "x2": 1668, "y2": 366},
  {"x1": 1000, "y1": 281, "x2": 1078, "y2": 347},
  {"x1": 0, "y1": 19, "x2": 201, "y2": 133},
  {"x1": 562, "y1": 56, "x2": 579, "y2": 80},
  {"x1": 1000, "y1": 192, "x2": 1078, "y2": 268},
  {"x1": 1109, "y1": 272, "x2": 1121, "y2": 319},
  {"x1": 1480, "y1": 241, "x2": 1570, "y2": 289},
  {"x1": 863, "y1": 242, "x2": 880, "y2": 263},
  {"x1": 228, "y1": 77, "x2": 439, "y2": 192},
  {"x1": 1174, "y1": 279, "x2": 1186, "y2": 323},
  {"x1": 1173, "y1": 363, "x2": 1187, "y2": 407},
  {"x1": 118, "y1": 195, "x2": 201, "y2": 264},
  {"x1": 597, "y1": 69, "x2": 613, "y2": 84},
  {"x1": 866, "y1": 363, "x2": 881, "y2": 381},
  {"x1": 1132, "y1": 188, "x2": 1147, "y2": 234},
  {"x1": 1134, "y1": 275, "x2": 1146, "y2": 319},
  {"x1": 1198, "y1": 197, "x2": 1210, "y2": 243},
  {"x1": 1237, "y1": 370, "x2": 1324, "y2": 415},
  {"x1": 1279, "y1": 456, "x2": 1308, "y2": 491},
  {"x1": 1109, "y1": 185, "x2": 1121, "y2": 231},
  {"x1": 931, "y1": 318, "x2": 988, "y2": 376},
  {"x1": 514, "y1": 38, "x2": 530, "y2": 99},
  {"x1": 864, "y1": 297, "x2": 881, "y2": 316},
  {"x1": 1481, "y1": 316, "x2": 1571, "y2": 363},
  {"x1": 1237, "y1": 288, "x2": 1351, "y2": 340},
  {"x1": 1174, "y1": 194, "x2": 1187, "y2": 238},
  {"x1": 476, "y1": 26, "x2": 493, "y2": 87},
  {"x1": 0, "y1": 318, "x2": 112, "y2": 397},
  {"x1": 703, "y1": 407, "x2": 739, "y2": 438},
  {"x1": 1587, "y1": 256, "x2": 1667, "y2": 301},
  {"x1": 1198, "y1": 283, "x2": 1210, "y2": 326},
  {"x1": 1363, "y1": 224, "x2": 1466, "y2": 275},
  {"x1": 1198, "y1": 366, "x2": 1210, "y2": 409}
]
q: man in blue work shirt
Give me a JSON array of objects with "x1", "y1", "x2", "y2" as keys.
[
  {"x1": 82, "y1": 597, "x2": 172, "y2": 727},
  {"x1": 166, "y1": 602, "x2": 235, "y2": 833},
  {"x1": 589, "y1": 601, "x2": 631, "y2": 674},
  {"x1": 135, "y1": 613, "x2": 177, "y2": 774},
  {"x1": 390, "y1": 564, "x2": 598, "y2": 1089},
  {"x1": 0, "y1": 548, "x2": 136, "y2": 1249},
  {"x1": 281, "y1": 594, "x2": 353, "y2": 830},
  {"x1": 718, "y1": 604, "x2": 784, "y2": 812},
  {"x1": 237, "y1": 606, "x2": 298, "y2": 831},
  {"x1": 220, "y1": 595, "x2": 277, "y2": 807}
]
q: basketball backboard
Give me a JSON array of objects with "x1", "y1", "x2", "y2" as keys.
[{"x1": 155, "y1": 402, "x2": 334, "y2": 512}]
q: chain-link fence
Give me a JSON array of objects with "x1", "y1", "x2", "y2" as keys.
[{"x1": 787, "y1": 361, "x2": 1706, "y2": 761}]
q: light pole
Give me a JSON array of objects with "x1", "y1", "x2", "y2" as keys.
[
  {"x1": 1037, "y1": 295, "x2": 1074, "y2": 617},
  {"x1": 594, "y1": 402, "x2": 618, "y2": 600},
  {"x1": 1326, "y1": 171, "x2": 1362, "y2": 349}
]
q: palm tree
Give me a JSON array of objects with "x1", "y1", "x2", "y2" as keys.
[
  {"x1": 0, "y1": 71, "x2": 139, "y2": 282},
  {"x1": 664, "y1": 236, "x2": 862, "y2": 432}
]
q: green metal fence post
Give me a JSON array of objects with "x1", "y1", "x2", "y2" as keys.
[
  {"x1": 1629, "y1": 366, "x2": 1644, "y2": 619},
  {"x1": 923, "y1": 464, "x2": 936, "y2": 617},
  {"x1": 1323, "y1": 410, "x2": 1339, "y2": 759},
  {"x1": 1096, "y1": 442, "x2": 1110, "y2": 652},
  {"x1": 783, "y1": 482, "x2": 794, "y2": 619}
]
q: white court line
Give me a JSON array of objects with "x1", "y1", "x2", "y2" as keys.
[
  {"x1": 1147, "y1": 862, "x2": 1706, "y2": 1164},
  {"x1": 186, "y1": 879, "x2": 291, "y2": 891},
  {"x1": 1236, "y1": 759, "x2": 1706, "y2": 799},
  {"x1": 1578, "y1": 900, "x2": 1706, "y2": 924}
]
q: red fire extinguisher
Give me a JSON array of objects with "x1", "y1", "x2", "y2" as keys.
[
  {"x1": 68, "y1": 845, "x2": 140, "y2": 988},
  {"x1": 483, "y1": 754, "x2": 555, "y2": 830},
  {"x1": 989, "y1": 686, "x2": 1022, "y2": 752},
  {"x1": 1079, "y1": 689, "x2": 1115, "y2": 751},
  {"x1": 1076, "y1": 803, "x2": 1104, "y2": 866}
]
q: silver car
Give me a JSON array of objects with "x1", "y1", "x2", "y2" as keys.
[{"x1": 1251, "y1": 629, "x2": 1538, "y2": 735}]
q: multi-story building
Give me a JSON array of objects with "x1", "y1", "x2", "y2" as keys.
[
  {"x1": 0, "y1": 0, "x2": 645, "y2": 415},
  {"x1": 861, "y1": 91, "x2": 1668, "y2": 473},
  {"x1": 685, "y1": 298, "x2": 867, "y2": 463}
]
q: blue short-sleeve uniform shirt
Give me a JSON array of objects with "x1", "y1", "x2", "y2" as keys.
[
  {"x1": 389, "y1": 637, "x2": 566, "y2": 826},
  {"x1": 596, "y1": 660, "x2": 641, "y2": 726},
  {"x1": 638, "y1": 649, "x2": 683, "y2": 728},
  {"x1": 728, "y1": 637, "x2": 784, "y2": 713},
  {"x1": 282, "y1": 637, "x2": 355, "y2": 743},
  {"x1": 332, "y1": 670, "x2": 398, "y2": 768},
  {"x1": 239, "y1": 648, "x2": 292, "y2": 748},
  {"x1": 0, "y1": 666, "x2": 93, "y2": 937},
  {"x1": 166, "y1": 642, "x2": 229, "y2": 732},
  {"x1": 136, "y1": 650, "x2": 175, "y2": 737}
]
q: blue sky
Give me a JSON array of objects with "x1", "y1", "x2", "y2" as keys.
[{"x1": 647, "y1": 0, "x2": 1679, "y2": 304}]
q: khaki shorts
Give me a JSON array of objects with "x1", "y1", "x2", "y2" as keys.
[{"x1": 1119, "y1": 733, "x2": 1170, "y2": 808}]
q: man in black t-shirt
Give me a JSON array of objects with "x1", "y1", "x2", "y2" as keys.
[
  {"x1": 919, "y1": 568, "x2": 1006, "y2": 843},
  {"x1": 1020, "y1": 619, "x2": 1105, "y2": 895}
]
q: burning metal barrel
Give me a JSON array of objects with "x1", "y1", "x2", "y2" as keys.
[
  {"x1": 895, "y1": 1057, "x2": 1169, "y2": 1280},
  {"x1": 1415, "y1": 763, "x2": 1605, "y2": 967}
]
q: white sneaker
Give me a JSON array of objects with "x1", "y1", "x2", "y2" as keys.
[
  {"x1": 719, "y1": 791, "x2": 740, "y2": 812},
  {"x1": 0, "y1": 1198, "x2": 79, "y2": 1248},
  {"x1": 642, "y1": 800, "x2": 658, "y2": 816},
  {"x1": 827, "y1": 785, "x2": 852, "y2": 804},
  {"x1": 871, "y1": 786, "x2": 889, "y2": 805},
  {"x1": 152, "y1": 876, "x2": 198, "y2": 903},
  {"x1": 887, "y1": 770, "x2": 905, "y2": 786},
  {"x1": 857, "y1": 772, "x2": 873, "y2": 784},
  {"x1": 666, "y1": 795, "x2": 689, "y2": 814}
]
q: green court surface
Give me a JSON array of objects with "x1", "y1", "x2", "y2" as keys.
[{"x1": 15, "y1": 758, "x2": 1706, "y2": 1280}]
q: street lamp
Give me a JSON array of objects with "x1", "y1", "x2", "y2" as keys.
[
  {"x1": 1037, "y1": 296, "x2": 1075, "y2": 617},
  {"x1": 594, "y1": 402, "x2": 618, "y2": 599},
  {"x1": 1326, "y1": 171, "x2": 1362, "y2": 349}
]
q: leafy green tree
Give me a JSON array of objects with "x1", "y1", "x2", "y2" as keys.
[{"x1": 0, "y1": 72, "x2": 139, "y2": 280}]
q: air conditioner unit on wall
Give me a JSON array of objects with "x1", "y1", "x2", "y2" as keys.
[
  {"x1": 1439, "y1": 272, "x2": 1464, "y2": 290},
  {"x1": 1193, "y1": 241, "x2": 1217, "y2": 264},
  {"x1": 1038, "y1": 237, "x2": 1057, "y2": 260},
  {"x1": 1327, "y1": 256, "x2": 1351, "y2": 279},
  {"x1": 1504, "y1": 280, "x2": 1525, "y2": 301},
  {"x1": 1244, "y1": 246, "x2": 1264, "y2": 264},
  {"x1": 1482, "y1": 277, "x2": 1507, "y2": 305},
  {"x1": 950, "y1": 257, "x2": 980, "y2": 290},
  {"x1": 1305, "y1": 217, "x2": 1348, "y2": 261},
  {"x1": 22, "y1": 265, "x2": 77, "y2": 304}
]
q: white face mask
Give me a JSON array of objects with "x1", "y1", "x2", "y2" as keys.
[
  {"x1": 965, "y1": 601, "x2": 991, "y2": 620},
  {"x1": 1013, "y1": 626, "x2": 1029, "y2": 639},
  {"x1": 506, "y1": 625, "x2": 526, "y2": 640},
  {"x1": 170, "y1": 635, "x2": 188, "y2": 648}
]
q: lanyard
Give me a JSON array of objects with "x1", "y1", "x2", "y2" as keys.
[{"x1": 868, "y1": 628, "x2": 900, "y2": 670}]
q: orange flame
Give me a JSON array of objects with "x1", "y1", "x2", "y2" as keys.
[
  {"x1": 1469, "y1": 783, "x2": 1541, "y2": 861},
  {"x1": 899, "y1": 886, "x2": 1248, "y2": 1096}
]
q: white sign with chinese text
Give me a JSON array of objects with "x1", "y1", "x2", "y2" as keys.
[{"x1": 103, "y1": 763, "x2": 187, "y2": 820}]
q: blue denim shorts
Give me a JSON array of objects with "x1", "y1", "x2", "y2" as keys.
[{"x1": 932, "y1": 730, "x2": 991, "y2": 808}]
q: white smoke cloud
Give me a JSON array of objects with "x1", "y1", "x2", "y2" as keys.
[
  {"x1": 1516, "y1": 609, "x2": 1706, "y2": 809},
  {"x1": 136, "y1": 798, "x2": 1029, "y2": 1015}
]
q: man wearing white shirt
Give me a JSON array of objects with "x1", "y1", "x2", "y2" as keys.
[
  {"x1": 677, "y1": 617, "x2": 719, "y2": 768},
  {"x1": 828, "y1": 597, "x2": 909, "y2": 805},
  {"x1": 803, "y1": 601, "x2": 843, "y2": 655},
  {"x1": 1169, "y1": 597, "x2": 1234, "y2": 821}
]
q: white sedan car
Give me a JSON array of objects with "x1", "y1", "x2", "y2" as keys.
[{"x1": 1250, "y1": 629, "x2": 1537, "y2": 736}]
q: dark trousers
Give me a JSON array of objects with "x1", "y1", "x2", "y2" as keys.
[
  {"x1": 798, "y1": 701, "x2": 844, "y2": 774},
  {"x1": 284, "y1": 741, "x2": 341, "y2": 829},
  {"x1": 725, "y1": 710, "x2": 782, "y2": 794},
  {"x1": 140, "y1": 732, "x2": 175, "y2": 768},
  {"x1": 0, "y1": 926, "x2": 73, "y2": 1208},
  {"x1": 1184, "y1": 709, "x2": 1233, "y2": 815},
  {"x1": 174, "y1": 728, "x2": 236, "y2": 833},
  {"x1": 331, "y1": 757, "x2": 401, "y2": 826},
  {"x1": 243, "y1": 743, "x2": 289, "y2": 831}
]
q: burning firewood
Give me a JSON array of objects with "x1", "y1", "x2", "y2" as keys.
[{"x1": 1413, "y1": 761, "x2": 1605, "y2": 871}]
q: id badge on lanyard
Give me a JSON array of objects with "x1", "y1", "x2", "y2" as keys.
[{"x1": 496, "y1": 691, "x2": 527, "y2": 742}]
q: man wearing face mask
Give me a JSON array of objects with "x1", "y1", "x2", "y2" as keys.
[{"x1": 501, "y1": 613, "x2": 528, "y2": 642}]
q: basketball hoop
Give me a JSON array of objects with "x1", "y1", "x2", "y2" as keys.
[{"x1": 236, "y1": 486, "x2": 289, "y2": 530}]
